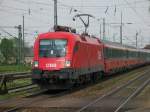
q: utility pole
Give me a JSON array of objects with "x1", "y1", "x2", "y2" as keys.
[
  {"x1": 54, "y1": 0, "x2": 58, "y2": 27},
  {"x1": 97, "y1": 18, "x2": 102, "y2": 39},
  {"x1": 120, "y1": 12, "x2": 123, "y2": 44},
  {"x1": 103, "y1": 18, "x2": 105, "y2": 40},
  {"x1": 15, "y1": 25, "x2": 22, "y2": 65},
  {"x1": 22, "y1": 15, "x2": 25, "y2": 63},
  {"x1": 136, "y1": 32, "x2": 138, "y2": 48}
]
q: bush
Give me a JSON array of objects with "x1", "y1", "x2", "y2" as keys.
[
  {"x1": 0, "y1": 51, "x2": 5, "y2": 64},
  {"x1": 0, "y1": 65, "x2": 31, "y2": 73}
]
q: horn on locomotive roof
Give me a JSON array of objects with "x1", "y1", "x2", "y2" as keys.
[{"x1": 73, "y1": 14, "x2": 95, "y2": 34}]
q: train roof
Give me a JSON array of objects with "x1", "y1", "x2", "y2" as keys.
[
  {"x1": 101, "y1": 40, "x2": 150, "y2": 53},
  {"x1": 138, "y1": 48, "x2": 150, "y2": 53},
  {"x1": 101, "y1": 40, "x2": 136, "y2": 50},
  {"x1": 75, "y1": 34, "x2": 101, "y2": 45},
  {"x1": 37, "y1": 31, "x2": 150, "y2": 53},
  {"x1": 38, "y1": 31, "x2": 102, "y2": 45}
]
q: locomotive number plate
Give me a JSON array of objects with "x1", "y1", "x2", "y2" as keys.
[{"x1": 46, "y1": 63, "x2": 56, "y2": 68}]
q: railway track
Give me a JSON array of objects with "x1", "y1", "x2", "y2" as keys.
[
  {"x1": 1, "y1": 67, "x2": 150, "y2": 112},
  {"x1": 8, "y1": 84, "x2": 37, "y2": 93},
  {"x1": 0, "y1": 72, "x2": 44, "y2": 98},
  {"x1": 2, "y1": 88, "x2": 75, "y2": 112},
  {"x1": 76, "y1": 69, "x2": 150, "y2": 112},
  {"x1": 0, "y1": 84, "x2": 50, "y2": 112},
  {"x1": 0, "y1": 72, "x2": 32, "y2": 94},
  {"x1": 1, "y1": 78, "x2": 102, "y2": 112},
  {"x1": 2, "y1": 90, "x2": 49, "y2": 112}
]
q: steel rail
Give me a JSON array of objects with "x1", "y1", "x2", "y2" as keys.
[
  {"x1": 76, "y1": 70, "x2": 149, "y2": 112},
  {"x1": 0, "y1": 72, "x2": 32, "y2": 94},
  {"x1": 114, "y1": 77, "x2": 150, "y2": 112},
  {"x1": 3, "y1": 88, "x2": 74, "y2": 112},
  {"x1": 0, "y1": 86, "x2": 46, "y2": 106},
  {"x1": 0, "y1": 72, "x2": 31, "y2": 77},
  {"x1": 8, "y1": 84, "x2": 38, "y2": 93},
  {"x1": 3, "y1": 90, "x2": 49, "y2": 112}
]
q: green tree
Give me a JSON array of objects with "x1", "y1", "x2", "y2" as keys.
[
  {"x1": 0, "y1": 51, "x2": 5, "y2": 64},
  {"x1": 10, "y1": 38, "x2": 19, "y2": 63},
  {"x1": 0, "y1": 38, "x2": 15, "y2": 64}
]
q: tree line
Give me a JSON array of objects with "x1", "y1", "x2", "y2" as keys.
[{"x1": 0, "y1": 37, "x2": 29, "y2": 65}]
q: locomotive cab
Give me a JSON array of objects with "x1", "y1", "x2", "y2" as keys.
[
  {"x1": 34, "y1": 39, "x2": 69, "y2": 70},
  {"x1": 32, "y1": 31, "x2": 76, "y2": 87}
]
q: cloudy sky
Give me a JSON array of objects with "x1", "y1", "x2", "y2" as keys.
[{"x1": 0, "y1": 0, "x2": 150, "y2": 48}]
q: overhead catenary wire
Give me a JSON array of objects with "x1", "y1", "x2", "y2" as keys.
[
  {"x1": 2, "y1": 0, "x2": 149, "y2": 25},
  {"x1": 123, "y1": 0, "x2": 149, "y2": 27},
  {"x1": 12, "y1": 0, "x2": 53, "y2": 7},
  {"x1": 1, "y1": 0, "x2": 104, "y2": 38},
  {"x1": 67, "y1": 0, "x2": 148, "y2": 8},
  {"x1": 0, "y1": 4, "x2": 52, "y2": 15},
  {"x1": 0, "y1": 11, "x2": 52, "y2": 28},
  {"x1": 0, "y1": 0, "x2": 149, "y2": 47},
  {"x1": 55, "y1": 0, "x2": 149, "y2": 45},
  {"x1": 0, "y1": 27, "x2": 17, "y2": 39}
]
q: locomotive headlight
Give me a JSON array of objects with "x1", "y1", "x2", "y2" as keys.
[
  {"x1": 33, "y1": 61, "x2": 39, "y2": 67},
  {"x1": 65, "y1": 60, "x2": 71, "y2": 67}
]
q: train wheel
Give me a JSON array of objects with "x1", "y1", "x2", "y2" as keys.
[
  {"x1": 90, "y1": 72, "x2": 102, "y2": 83},
  {"x1": 98, "y1": 71, "x2": 103, "y2": 80},
  {"x1": 90, "y1": 73, "x2": 96, "y2": 83}
]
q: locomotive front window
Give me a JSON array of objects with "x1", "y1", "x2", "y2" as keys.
[{"x1": 39, "y1": 39, "x2": 67, "y2": 57}]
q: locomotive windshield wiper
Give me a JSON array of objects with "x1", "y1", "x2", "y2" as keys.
[
  {"x1": 43, "y1": 52, "x2": 48, "y2": 57},
  {"x1": 43, "y1": 54, "x2": 48, "y2": 57},
  {"x1": 56, "y1": 54, "x2": 61, "y2": 57}
]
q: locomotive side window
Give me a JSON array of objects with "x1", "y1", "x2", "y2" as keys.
[
  {"x1": 39, "y1": 39, "x2": 67, "y2": 57},
  {"x1": 74, "y1": 43, "x2": 79, "y2": 53}
]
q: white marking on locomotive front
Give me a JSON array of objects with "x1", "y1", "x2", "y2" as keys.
[{"x1": 46, "y1": 63, "x2": 57, "y2": 68}]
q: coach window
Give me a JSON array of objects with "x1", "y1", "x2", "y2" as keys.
[
  {"x1": 116, "y1": 49, "x2": 119, "y2": 58},
  {"x1": 111, "y1": 49, "x2": 114, "y2": 58},
  {"x1": 104, "y1": 48, "x2": 107, "y2": 58},
  {"x1": 104, "y1": 48, "x2": 109, "y2": 58},
  {"x1": 118, "y1": 50, "x2": 120, "y2": 58},
  {"x1": 112, "y1": 49, "x2": 117, "y2": 58},
  {"x1": 109, "y1": 48, "x2": 112, "y2": 58}
]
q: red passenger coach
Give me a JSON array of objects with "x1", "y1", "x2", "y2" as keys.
[{"x1": 102, "y1": 41, "x2": 150, "y2": 74}]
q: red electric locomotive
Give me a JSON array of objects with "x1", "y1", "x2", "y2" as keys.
[
  {"x1": 32, "y1": 26, "x2": 150, "y2": 89},
  {"x1": 32, "y1": 26, "x2": 104, "y2": 89}
]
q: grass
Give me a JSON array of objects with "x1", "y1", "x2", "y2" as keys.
[
  {"x1": 6, "y1": 78, "x2": 32, "y2": 90},
  {"x1": 0, "y1": 78, "x2": 32, "y2": 100},
  {"x1": 0, "y1": 78, "x2": 40, "y2": 100},
  {"x1": 0, "y1": 65, "x2": 32, "y2": 100},
  {"x1": 0, "y1": 65, "x2": 31, "y2": 73},
  {"x1": 0, "y1": 91, "x2": 27, "y2": 100}
]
